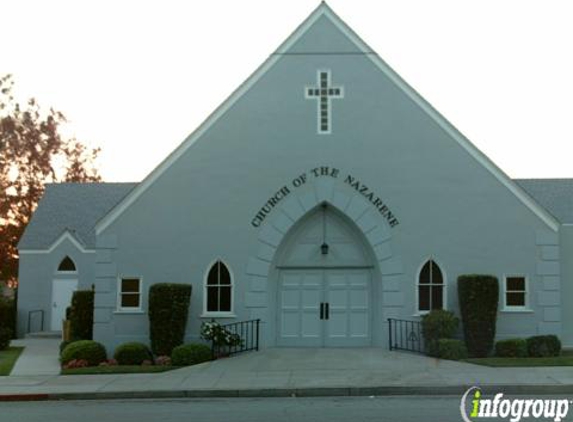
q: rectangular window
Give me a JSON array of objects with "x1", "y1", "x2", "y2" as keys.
[
  {"x1": 119, "y1": 278, "x2": 141, "y2": 310},
  {"x1": 505, "y1": 276, "x2": 527, "y2": 309}
]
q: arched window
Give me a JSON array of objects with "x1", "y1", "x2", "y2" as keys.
[
  {"x1": 205, "y1": 261, "x2": 232, "y2": 314},
  {"x1": 418, "y1": 259, "x2": 444, "y2": 312},
  {"x1": 57, "y1": 256, "x2": 76, "y2": 272}
]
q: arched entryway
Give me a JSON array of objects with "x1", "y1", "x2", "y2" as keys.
[{"x1": 274, "y1": 204, "x2": 375, "y2": 347}]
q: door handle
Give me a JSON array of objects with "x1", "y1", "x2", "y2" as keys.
[
  {"x1": 325, "y1": 303, "x2": 329, "y2": 320},
  {"x1": 319, "y1": 302, "x2": 324, "y2": 320}
]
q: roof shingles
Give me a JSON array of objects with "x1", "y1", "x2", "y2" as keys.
[
  {"x1": 18, "y1": 183, "x2": 137, "y2": 250},
  {"x1": 515, "y1": 179, "x2": 573, "y2": 224}
]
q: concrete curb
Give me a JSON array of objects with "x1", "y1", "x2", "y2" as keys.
[{"x1": 3, "y1": 384, "x2": 573, "y2": 402}]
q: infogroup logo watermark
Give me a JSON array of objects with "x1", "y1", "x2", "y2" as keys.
[{"x1": 460, "y1": 387, "x2": 570, "y2": 422}]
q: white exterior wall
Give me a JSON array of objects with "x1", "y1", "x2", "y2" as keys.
[
  {"x1": 89, "y1": 7, "x2": 562, "y2": 353},
  {"x1": 17, "y1": 238, "x2": 95, "y2": 336}
]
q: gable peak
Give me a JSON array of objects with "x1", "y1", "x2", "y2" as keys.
[{"x1": 274, "y1": 2, "x2": 374, "y2": 55}]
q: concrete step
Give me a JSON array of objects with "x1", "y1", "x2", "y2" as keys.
[{"x1": 26, "y1": 331, "x2": 62, "y2": 339}]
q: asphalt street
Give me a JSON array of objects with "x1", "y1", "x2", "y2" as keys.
[{"x1": 2, "y1": 395, "x2": 562, "y2": 422}]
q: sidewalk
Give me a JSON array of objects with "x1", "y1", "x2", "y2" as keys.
[
  {"x1": 3, "y1": 346, "x2": 573, "y2": 401},
  {"x1": 10, "y1": 338, "x2": 61, "y2": 376}
]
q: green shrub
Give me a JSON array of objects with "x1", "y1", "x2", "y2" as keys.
[
  {"x1": 437, "y1": 339, "x2": 468, "y2": 360},
  {"x1": 0, "y1": 297, "x2": 16, "y2": 338},
  {"x1": 421, "y1": 310, "x2": 459, "y2": 357},
  {"x1": 458, "y1": 274, "x2": 499, "y2": 358},
  {"x1": 69, "y1": 290, "x2": 94, "y2": 340},
  {"x1": 59, "y1": 340, "x2": 77, "y2": 356},
  {"x1": 148, "y1": 283, "x2": 192, "y2": 356},
  {"x1": 527, "y1": 335, "x2": 561, "y2": 357},
  {"x1": 171, "y1": 343, "x2": 212, "y2": 366},
  {"x1": 0, "y1": 327, "x2": 11, "y2": 350},
  {"x1": 60, "y1": 340, "x2": 107, "y2": 366},
  {"x1": 113, "y1": 342, "x2": 153, "y2": 365},
  {"x1": 495, "y1": 338, "x2": 527, "y2": 358}
]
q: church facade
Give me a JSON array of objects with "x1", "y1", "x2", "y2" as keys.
[{"x1": 17, "y1": 4, "x2": 573, "y2": 352}]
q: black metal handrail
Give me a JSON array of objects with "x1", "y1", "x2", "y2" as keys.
[
  {"x1": 27, "y1": 309, "x2": 44, "y2": 333},
  {"x1": 388, "y1": 318, "x2": 425, "y2": 354},
  {"x1": 212, "y1": 319, "x2": 260, "y2": 358}
]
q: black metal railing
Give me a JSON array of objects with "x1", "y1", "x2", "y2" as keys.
[
  {"x1": 27, "y1": 309, "x2": 44, "y2": 333},
  {"x1": 388, "y1": 318, "x2": 425, "y2": 354},
  {"x1": 211, "y1": 319, "x2": 260, "y2": 359}
]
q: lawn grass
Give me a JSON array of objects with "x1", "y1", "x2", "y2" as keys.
[
  {"x1": 0, "y1": 346, "x2": 24, "y2": 375},
  {"x1": 464, "y1": 350, "x2": 573, "y2": 367},
  {"x1": 61, "y1": 365, "x2": 177, "y2": 375}
]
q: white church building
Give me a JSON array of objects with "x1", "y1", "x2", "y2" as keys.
[{"x1": 17, "y1": 4, "x2": 571, "y2": 352}]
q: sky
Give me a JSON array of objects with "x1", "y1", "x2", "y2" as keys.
[{"x1": 2, "y1": 0, "x2": 573, "y2": 182}]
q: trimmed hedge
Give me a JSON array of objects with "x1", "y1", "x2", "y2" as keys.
[
  {"x1": 458, "y1": 275, "x2": 499, "y2": 358},
  {"x1": 60, "y1": 340, "x2": 77, "y2": 356},
  {"x1": 69, "y1": 290, "x2": 94, "y2": 340},
  {"x1": 0, "y1": 297, "x2": 16, "y2": 339},
  {"x1": 0, "y1": 327, "x2": 11, "y2": 350},
  {"x1": 60, "y1": 340, "x2": 107, "y2": 366},
  {"x1": 171, "y1": 343, "x2": 212, "y2": 366},
  {"x1": 437, "y1": 339, "x2": 468, "y2": 361},
  {"x1": 148, "y1": 283, "x2": 192, "y2": 356},
  {"x1": 495, "y1": 338, "x2": 527, "y2": 358},
  {"x1": 421, "y1": 310, "x2": 459, "y2": 357},
  {"x1": 113, "y1": 342, "x2": 153, "y2": 365},
  {"x1": 527, "y1": 335, "x2": 561, "y2": 357}
]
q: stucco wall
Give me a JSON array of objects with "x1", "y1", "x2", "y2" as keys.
[
  {"x1": 559, "y1": 226, "x2": 573, "y2": 347},
  {"x1": 92, "y1": 24, "x2": 560, "y2": 352},
  {"x1": 17, "y1": 238, "x2": 95, "y2": 337}
]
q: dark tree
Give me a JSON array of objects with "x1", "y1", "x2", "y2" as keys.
[{"x1": 0, "y1": 74, "x2": 101, "y2": 285}]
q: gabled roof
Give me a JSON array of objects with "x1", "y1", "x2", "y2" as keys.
[
  {"x1": 515, "y1": 179, "x2": 573, "y2": 224},
  {"x1": 18, "y1": 183, "x2": 137, "y2": 251},
  {"x1": 93, "y1": 2, "x2": 559, "y2": 233}
]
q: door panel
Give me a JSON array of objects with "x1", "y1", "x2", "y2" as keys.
[
  {"x1": 324, "y1": 272, "x2": 347, "y2": 341},
  {"x1": 325, "y1": 270, "x2": 370, "y2": 347},
  {"x1": 51, "y1": 279, "x2": 78, "y2": 331},
  {"x1": 278, "y1": 270, "x2": 322, "y2": 347}
]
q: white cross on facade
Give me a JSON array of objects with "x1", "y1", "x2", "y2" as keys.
[{"x1": 305, "y1": 70, "x2": 344, "y2": 134}]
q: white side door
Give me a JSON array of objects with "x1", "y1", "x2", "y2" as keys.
[{"x1": 51, "y1": 279, "x2": 78, "y2": 331}]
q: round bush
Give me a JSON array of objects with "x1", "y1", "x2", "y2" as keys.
[
  {"x1": 171, "y1": 343, "x2": 212, "y2": 366},
  {"x1": 61, "y1": 340, "x2": 107, "y2": 366},
  {"x1": 60, "y1": 340, "x2": 76, "y2": 356},
  {"x1": 527, "y1": 335, "x2": 561, "y2": 357},
  {"x1": 437, "y1": 339, "x2": 468, "y2": 361},
  {"x1": 113, "y1": 342, "x2": 153, "y2": 365},
  {"x1": 495, "y1": 338, "x2": 527, "y2": 358},
  {"x1": 0, "y1": 327, "x2": 11, "y2": 350},
  {"x1": 421, "y1": 310, "x2": 459, "y2": 357}
]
